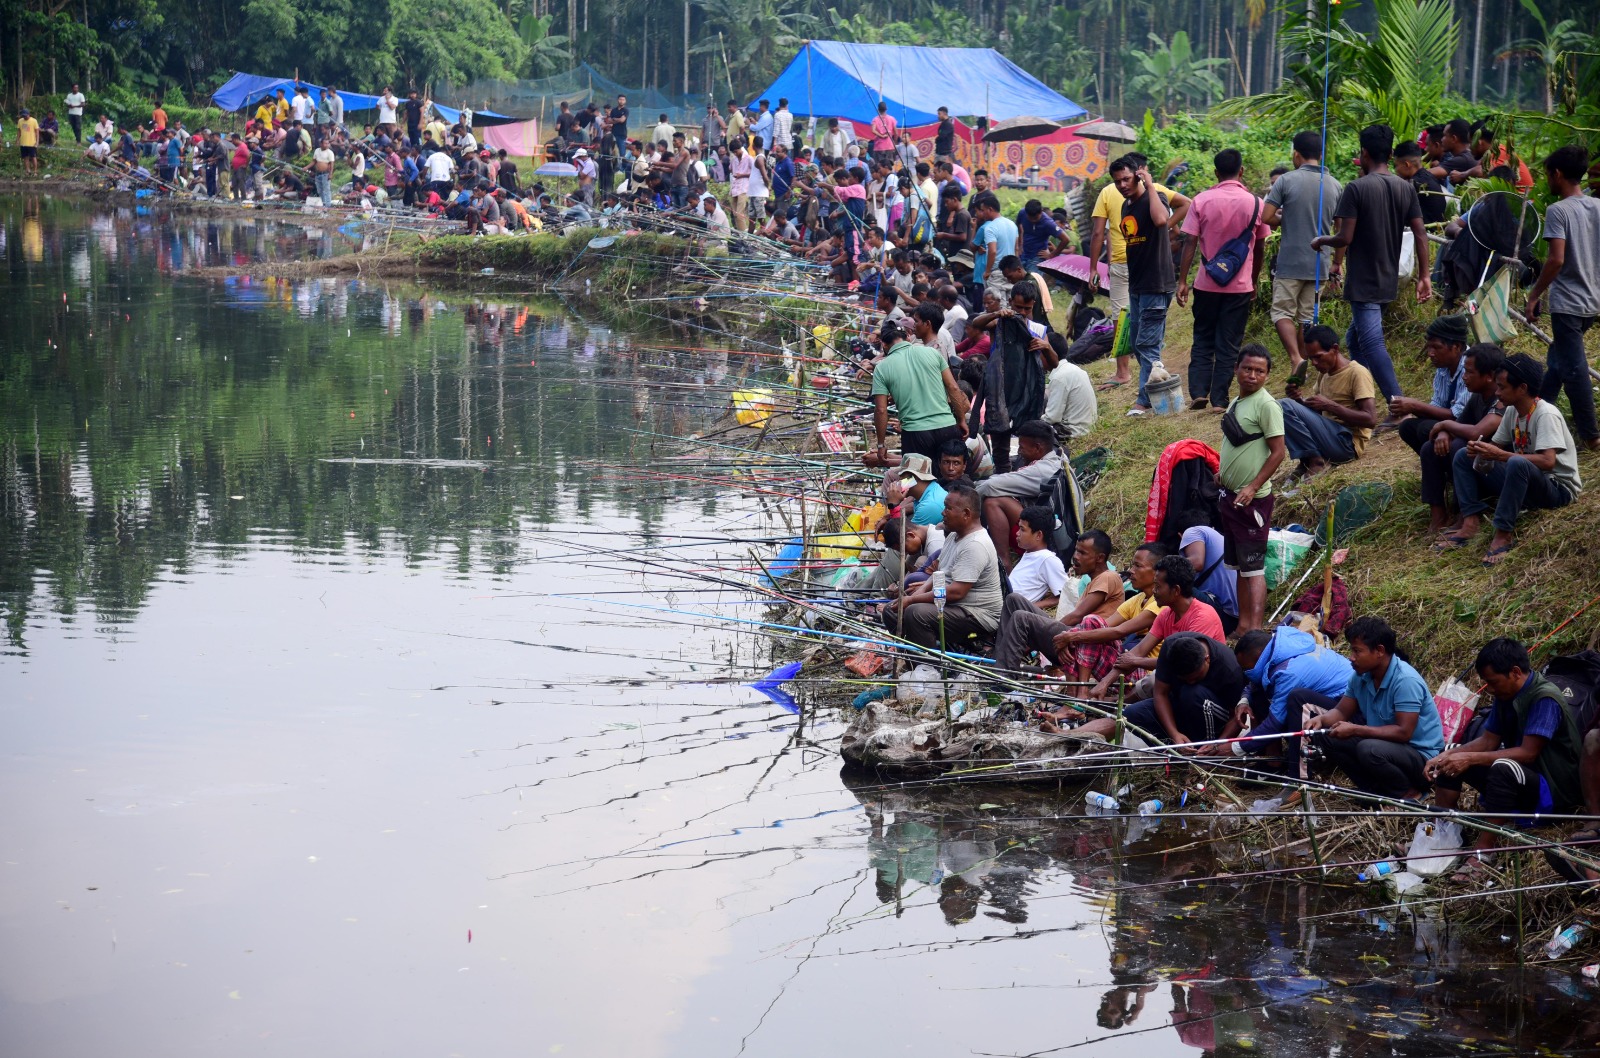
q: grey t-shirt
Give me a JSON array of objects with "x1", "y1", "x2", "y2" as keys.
[
  {"x1": 939, "y1": 528, "x2": 1004, "y2": 630},
  {"x1": 1545, "y1": 195, "x2": 1600, "y2": 317},
  {"x1": 1493, "y1": 399, "x2": 1583, "y2": 497},
  {"x1": 1264, "y1": 163, "x2": 1342, "y2": 281}
]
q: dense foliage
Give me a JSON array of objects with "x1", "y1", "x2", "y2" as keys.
[{"x1": 2, "y1": 0, "x2": 1597, "y2": 125}]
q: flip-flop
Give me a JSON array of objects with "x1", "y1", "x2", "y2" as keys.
[
  {"x1": 1481, "y1": 543, "x2": 1518, "y2": 567},
  {"x1": 1543, "y1": 848, "x2": 1600, "y2": 895},
  {"x1": 1432, "y1": 535, "x2": 1473, "y2": 552},
  {"x1": 1097, "y1": 379, "x2": 1130, "y2": 391}
]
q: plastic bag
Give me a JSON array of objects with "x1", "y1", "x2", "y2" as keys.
[
  {"x1": 1405, "y1": 818, "x2": 1464, "y2": 877},
  {"x1": 897, "y1": 665, "x2": 975, "y2": 715},
  {"x1": 1386, "y1": 870, "x2": 1427, "y2": 896},
  {"x1": 1435, "y1": 678, "x2": 1481, "y2": 746},
  {"x1": 1398, "y1": 230, "x2": 1416, "y2": 278},
  {"x1": 1264, "y1": 529, "x2": 1316, "y2": 590}
]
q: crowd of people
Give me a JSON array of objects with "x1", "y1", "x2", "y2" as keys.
[{"x1": 846, "y1": 112, "x2": 1598, "y2": 857}]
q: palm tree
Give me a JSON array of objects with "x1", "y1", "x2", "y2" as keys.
[
  {"x1": 1126, "y1": 30, "x2": 1225, "y2": 112},
  {"x1": 518, "y1": 13, "x2": 571, "y2": 77},
  {"x1": 1495, "y1": 0, "x2": 1592, "y2": 113},
  {"x1": 690, "y1": 0, "x2": 818, "y2": 94}
]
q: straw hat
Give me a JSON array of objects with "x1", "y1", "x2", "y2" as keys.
[{"x1": 898, "y1": 454, "x2": 936, "y2": 483}]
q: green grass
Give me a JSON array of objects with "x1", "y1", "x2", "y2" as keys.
[{"x1": 1062, "y1": 287, "x2": 1600, "y2": 676}]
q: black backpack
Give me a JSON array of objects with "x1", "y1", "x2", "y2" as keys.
[
  {"x1": 1542, "y1": 651, "x2": 1600, "y2": 732},
  {"x1": 1155, "y1": 457, "x2": 1221, "y2": 554},
  {"x1": 1035, "y1": 463, "x2": 1086, "y2": 568}
]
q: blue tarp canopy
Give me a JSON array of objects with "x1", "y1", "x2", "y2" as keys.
[
  {"x1": 750, "y1": 42, "x2": 1085, "y2": 127},
  {"x1": 209, "y1": 72, "x2": 520, "y2": 125}
]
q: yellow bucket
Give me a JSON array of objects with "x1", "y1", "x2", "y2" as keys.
[
  {"x1": 732, "y1": 389, "x2": 775, "y2": 427},
  {"x1": 813, "y1": 504, "x2": 889, "y2": 560}
]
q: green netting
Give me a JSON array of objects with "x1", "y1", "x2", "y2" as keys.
[
  {"x1": 1315, "y1": 481, "x2": 1394, "y2": 547},
  {"x1": 1070, "y1": 446, "x2": 1111, "y2": 494},
  {"x1": 440, "y1": 63, "x2": 705, "y2": 128}
]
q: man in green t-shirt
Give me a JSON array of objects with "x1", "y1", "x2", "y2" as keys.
[
  {"x1": 866, "y1": 311, "x2": 969, "y2": 464},
  {"x1": 1217, "y1": 344, "x2": 1286, "y2": 633}
]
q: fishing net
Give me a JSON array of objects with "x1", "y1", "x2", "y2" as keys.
[
  {"x1": 1314, "y1": 481, "x2": 1394, "y2": 547},
  {"x1": 1071, "y1": 446, "x2": 1111, "y2": 494}
]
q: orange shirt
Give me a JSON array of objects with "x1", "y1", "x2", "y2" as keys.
[
  {"x1": 152, "y1": 107, "x2": 167, "y2": 130},
  {"x1": 1489, "y1": 144, "x2": 1533, "y2": 192}
]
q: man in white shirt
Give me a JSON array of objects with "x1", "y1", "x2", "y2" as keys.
[
  {"x1": 425, "y1": 148, "x2": 456, "y2": 196},
  {"x1": 701, "y1": 193, "x2": 731, "y2": 246},
  {"x1": 821, "y1": 119, "x2": 847, "y2": 164},
  {"x1": 311, "y1": 141, "x2": 336, "y2": 205},
  {"x1": 935, "y1": 284, "x2": 968, "y2": 344},
  {"x1": 458, "y1": 127, "x2": 477, "y2": 155},
  {"x1": 771, "y1": 98, "x2": 794, "y2": 153},
  {"x1": 652, "y1": 115, "x2": 676, "y2": 148},
  {"x1": 1043, "y1": 359, "x2": 1099, "y2": 442},
  {"x1": 94, "y1": 114, "x2": 115, "y2": 140},
  {"x1": 291, "y1": 86, "x2": 314, "y2": 123},
  {"x1": 378, "y1": 87, "x2": 399, "y2": 128},
  {"x1": 64, "y1": 84, "x2": 86, "y2": 142},
  {"x1": 84, "y1": 134, "x2": 111, "y2": 164}
]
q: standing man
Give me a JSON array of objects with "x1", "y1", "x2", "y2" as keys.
[
  {"x1": 378, "y1": 86, "x2": 399, "y2": 133},
  {"x1": 1089, "y1": 153, "x2": 1190, "y2": 390},
  {"x1": 750, "y1": 100, "x2": 774, "y2": 156},
  {"x1": 971, "y1": 192, "x2": 1018, "y2": 298},
  {"x1": 771, "y1": 98, "x2": 794, "y2": 155},
  {"x1": 311, "y1": 136, "x2": 335, "y2": 206},
  {"x1": 609, "y1": 95, "x2": 629, "y2": 144},
  {"x1": 1262, "y1": 131, "x2": 1343, "y2": 370},
  {"x1": 728, "y1": 140, "x2": 752, "y2": 232},
  {"x1": 1118, "y1": 156, "x2": 1177, "y2": 416},
  {"x1": 1216, "y1": 345, "x2": 1286, "y2": 634},
  {"x1": 16, "y1": 108, "x2": 40, "y2": 175},
  {"x1": 869, "y1": 102, "x2": 898, "y2": 169},
  {"x1": 701, "y1": 103, "x2": 724, "y2": 152},
  {"x1": 1524, "y1": 145, "x2": 1600, "y2": 451},
  {"x1": 1177, "y1": 149, "x2": 1270, "y2": 410},
  {"x1": 404, "y1": 91, "x2": 423, "y2": 146},
  {"x1": 1311, "y1": 124, "x2": 1432, "y2": 423},
  {"x1": 867, "y1": 317, "x2": 970, "y2": 464},
  {"x1": 64, "y1": 84, "x2": 86, "y2": 143},
  {"x1": 821, "y1": 118, "x2": 847, "y2": 164},
  {"x1": 896, "y1": 132, "x2": 919, "y2": 175},
  {"x1": 1015, "y1": 199, "x2": 1069, "y2": 271},
  {"x1": 725, "y1": 100, "x2": 746, "y2": 152},
  {"x1": 934, "y1": 106, "x2": 955, "y2": 165}
]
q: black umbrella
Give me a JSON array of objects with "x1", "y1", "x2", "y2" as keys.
[
  {"x1": 982, "y1": 116, "x2": 1064, "y2": 143},
  {"x1": 1072, "y1": 120, "x2": 1139, "y2": 143}
]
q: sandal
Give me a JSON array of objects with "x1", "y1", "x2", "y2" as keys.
[
  {"x1": 1449, "y1": 853, "x2": 1497, "y2": 885},
  {"x1": 1481, "y1": 543, "x2": 1517, "y2": 567},
  {"x1": 1097, "y1": 378, "x2": 1130, "y2": 391},
  {"x1": 1432, "y1": 535, "x2": 1473, "y2": 552}
]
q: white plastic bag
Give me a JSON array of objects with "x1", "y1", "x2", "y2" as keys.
[
  {"x1": 1405, "y1": 818, "x2": 1464, "y2": 877},
  {"x1": 1386, "y1": 870, "x2": 1427, "y2": 896},
  {"x1": 1398, "y1": 230, "x2": 1416, "y2": 278}
]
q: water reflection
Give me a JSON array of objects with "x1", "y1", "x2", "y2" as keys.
[{"x1": 1, "y1": 195, "x2": 754, "y2": 653}]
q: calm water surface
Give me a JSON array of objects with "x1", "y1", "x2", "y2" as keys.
[{"x1": 2, "y1": 196, "x2": 1594, "y2": 1057}]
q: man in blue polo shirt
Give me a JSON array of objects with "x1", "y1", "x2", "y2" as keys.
[
  {"x1": 1210, "y1": 624, "x2": 1355, "y2": 774},
  {"x1": 1015, "y1": 199, "x2": 1069, "y2": 270},
  {"x1": 1303, "y1": 615, "x2": 1443, "y2": 800}
]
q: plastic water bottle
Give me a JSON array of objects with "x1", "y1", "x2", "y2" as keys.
[
  {"x1": 931, "y1": 570, "x2": 947, "y2": 613},
  {"x1": 1138, "y1": 799, "x2": 1163, "y2": 817},
  {"x1": 1358, "y1": 860, "x2": 1399, "y2": 882},
  {"x1": 1548, "y1": 924, "x2": 1587, "y2": 959},
  {"x1": 1084, "y1": 791, "x2": 1119, "y2": 811}
]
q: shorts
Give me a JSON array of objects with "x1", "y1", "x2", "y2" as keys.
[
  {"x1": 1108, "y1": 262, "x2": 1129, "y2": 316},
  {"x1": 1218, "y1": 489, "x2": 1273, "y2": 576},
  {"x1": 20, "y1": 146, "x2": 37, "y2": 159},
  {"x1": 1270, "y1": 277, "x2": 1318, "y2": 325}
]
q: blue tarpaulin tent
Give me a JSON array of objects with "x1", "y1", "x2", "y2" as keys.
[
  {"x1": 749, "y1": 42, "x2": 1085, "y2": 128},
  {"x1": 210, "y1": 72, "x2": 520, "y2": 125}
]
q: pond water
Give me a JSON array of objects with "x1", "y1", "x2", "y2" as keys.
[{"x1": 2, "y1": 196, "x2": 1593, "y2": 1058}]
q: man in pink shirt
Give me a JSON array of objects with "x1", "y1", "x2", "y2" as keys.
[
  {"x1": 1176, "y1": 149, "x2": 1271, "y2": 410},
  {"x1": 869, "y1": 102, "x2": 898, "y2": 168}
]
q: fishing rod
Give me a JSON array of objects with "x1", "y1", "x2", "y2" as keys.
[{"x1": 1298, "y1": 877, "x2": 1599, "y2": 922}]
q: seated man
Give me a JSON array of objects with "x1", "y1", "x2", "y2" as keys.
[
  {"x1": 994, "y1": 528, "x2": 1120, "y2": 680},
  {"x1": 1278, "y1": 324, "x2": 1377, "y2": 482},
  {"x1": 1051, "y1": 542, "x2": 1167, "y2": 690},
  {"x1": 1005, "y1": 506, "x2": 1070, "y2": 609},
  {"x1": 1209, "y1": 624, "x2": 1354, "y2": 767},
  {"x1": 975, "y1": 419, "x2": 1063, "y2": 570},
  {"x1": 1391, "y1": 315, "x2": 1472, "y2": 456},
  {"x1": 1179, "y1": 524, "x2": 1239, "y2": 636},
  {"x1": 1447, "y1": 352, "x2": 1582, "y2": 565},
  {"x1": 1407, "y1": 343, "x2": 1505, "y2": 534},
  {"x1": 895, "y1": 454, "x2": 948, "y2": 527},
  {"x1": 1427, "y1": 637, "x2": 1584, "y2": 874},
  {"x1": 934, "y1": 438, "x2": 975, "y2": 490},
  {"x1": 1302, "y1": 616, "x2": 1444, "y2": 801},
  {"x1": 1043, "y1": 355, "x2": 1098, "y2": 445},
  {"x1": 864, "y1": 516, "x2": 932, "y2": 596},
  {"x1": 882, "y1": 484, "x2": 1002, "y2": 649},
  {"x1": 1086, "y1": 554, "x2": 1226, "y2": 702},
  {"x1": 1077, "y1": 634, "x2": 1246, "y2": 746}
]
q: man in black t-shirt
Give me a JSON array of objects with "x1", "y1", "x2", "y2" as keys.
[
  {"x1": 1117, "y1": 154, "x2": 1176, "y2": 415},
  {"x1": 1395, "y1": 141, "x2": 1446, "y2": 225},
  {"x1": 934, "y1": 106, "x2": 955, "y2": 162},
  {"x1": 553, "y1": 102, "x2": 577, "y2": 153},
  {"x1": 1119, "y1": 634, "x2": 1245, "y2": 745},
  {"x1": 404, "y1": 92, "x2": 423, "y2": 145},
  {"x1": 609, "y1": 95, "x2": 629, "y2": 143},
  {"x1": 1312, "y1": 123, "x2": 1431, "y2": 421}
]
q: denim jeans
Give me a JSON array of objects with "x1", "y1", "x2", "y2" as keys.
[
  {"x1": 1344, "y1": 300, "x2": 1401, "y2": 403},
  {"x1": 1279, "y1": 398, "x2": 1357, "y2": 464},
  {"x1": 1452, "y1": 449, "x2": 1573, "y2": 532},
  {"x1": 315, "y1": 172, "x2": 332, "y2": 206},
  {"x1": 1542, "y1": 313, "x2": 1598, "y2": 442},
  {"x1": 1128, "y1": 291, "x2": 1174, "y2": 407},
  {"x1": 1188, "y1": 289, "x2": 1253, "y2": 407}
]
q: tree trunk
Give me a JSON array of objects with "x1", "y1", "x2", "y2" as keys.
[
  {"x1": 683, "y1": 0, "x2": 690, "y2": 95},
  {"x1": 1470, "y1": 0, "x2": 1484, "y2": 102},
  {"x1": 641, "y1": 14, "x2": 648, "y2": 87},
  {"x1": 1500, "y1": 0, "x2": 1511, "y2": 101},
  {"x1": 1244, "y1": 19, "x2": 1254, "y2": 96}
]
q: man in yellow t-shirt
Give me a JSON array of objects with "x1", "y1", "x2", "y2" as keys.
[
  {"x1": 1088, "y1": 161, "x2": 1191, "y2": 387},
  {"x1": 254, "y1": 99, "x2": 276, "y2": 128},
  {"x1": 16, "y1": 108, "x2": 41, "y2": 174},
  {"x1": 1279, "y1": 323, "x2": 1378, "y2": 482}
]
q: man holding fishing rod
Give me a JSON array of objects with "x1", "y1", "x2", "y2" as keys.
[
  {"x1": 882, "y1": 485, "x2": 1003, "y2": 650},
  {"x1": 865, "y1": 315, "x2": 969, "y2": 465}
]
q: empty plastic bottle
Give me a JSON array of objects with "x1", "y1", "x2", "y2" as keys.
[
  {"x1": 1138, "y1": 799, "x2": 1163, "y2": 816},
  {"x1": 1084, "y1": 791, "x2": 1120, "y2": 810},
  {"x1": 1357, "y1": 860, "x2": 1399, "y2": 882},
  {"x1": 1548, "y1": 924, "x2": 1587, "y2": 959},
  {"x1": 931, "y1": 570, "x2": 947, "y2": 612}
]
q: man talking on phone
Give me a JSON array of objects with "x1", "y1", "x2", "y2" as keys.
[{"x1": 1216, "y1": 344, "x2": 1286, "y2": 633}]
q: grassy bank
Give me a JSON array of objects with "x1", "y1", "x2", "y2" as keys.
[{"x1": 1066, "y1": 288, "x2": 1600, "y2": 677}]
